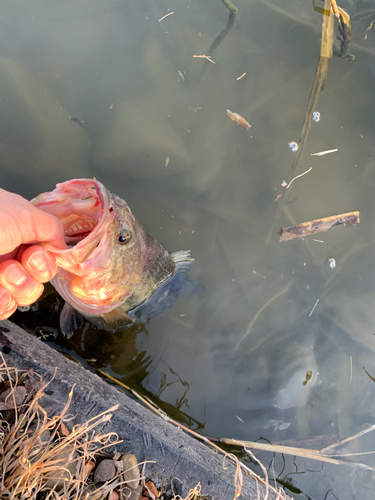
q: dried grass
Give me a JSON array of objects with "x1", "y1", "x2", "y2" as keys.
[{"x1": 0, "y1": 354, "x2": 138, "y2": 499}]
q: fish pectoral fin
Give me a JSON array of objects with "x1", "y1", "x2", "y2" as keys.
[
  {"x1": 60, "y1": 302, "x2": 84, "y2": 338},
  {"x1": 101, "y1": 309, "x2": 133, "y2": 328}
]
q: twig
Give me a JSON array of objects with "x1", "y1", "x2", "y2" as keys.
[
  {"x1": 207, "y1": 436, "x2": 375, "y2": 472},
  {"x1": 98, "y1": 370, "x2": 283, "y2": 499},
  {"x1": 158, "y1": 12, "x2": 174, "y2": 22},
  {"x1": 266, "y1": 0, "x2": 334, "y2": 243},
  {"x1": 288, "y1": 0, "x2": 334, "y2": 185},
  {"x1": 311, "y1": 148, "x2": 338, "y2": 156},
  {"x1": 279, "y1": 211, "x2": 360, "y2": 242},
  {"x1": 309, "y1": 298, "x2": 320, "y2": 317},
  {"x1": 286, "y1": 167, "x2": 312, "y2": 189},
  {"x1": 198, "y1": 0, "x2": 238, "y2": 79},
  {"x1": 193, "y1": 54, "x2": 216, "y2": 64},
  {"x1": 320, "y1": 423, "x2": 375, "y2": 454}
]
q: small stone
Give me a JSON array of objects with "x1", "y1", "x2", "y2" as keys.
[
  {"x1": 108, "y1": 490, "x2": 120, "y2": 500},
  {"x1": 94, "y1": 459, "x2": 116, "y2": 483},
  {"x1": 82, "y1": 460, "x2": 96, "y2": 479},
  {"x1": 122, "y1": 484, "x2": 142, "y2": 500},
  {"x1": 121, "y1": 454, "x2": 140, "y2": 489},
  {"x1": 144, "y1": 481, "x2": 159, "y2": 499},
  {"x1": 45, "y1": 448, "x2": 79, "y2": 489},
  {"x1": 2, "y1": 386, "x2": 27, "y2": 407}
]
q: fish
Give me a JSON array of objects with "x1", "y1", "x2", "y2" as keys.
[
  {"x1": 226, "y1": 109, "x2": 251, "y2": 130},
  {"x1": 31, "y1": 178, "x2": 193, "y2": 337}
]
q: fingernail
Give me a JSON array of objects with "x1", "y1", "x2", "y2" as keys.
[
  {"x1": 28, "y1": 252, "x2": 48, "y2": 273},
  {"x1": 4, "y1": 265, "x2": 27, "y2": 287}
]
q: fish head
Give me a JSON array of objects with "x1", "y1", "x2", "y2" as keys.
[{"x1": 31, "y1": 178, "x2": 150, "y2": 314}]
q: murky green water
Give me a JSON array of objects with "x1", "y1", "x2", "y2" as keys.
[{"x1": 4, "y1": 0, "x2": 375, "y2": 497}]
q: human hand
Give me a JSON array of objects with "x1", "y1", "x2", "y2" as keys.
[{"x1": 0, "y1": 188, "x2": 67, "y2": 320}]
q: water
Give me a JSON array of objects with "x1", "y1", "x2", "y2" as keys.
[{"x1": 4, "y1": 0, "x2": 375, "y2": 497}]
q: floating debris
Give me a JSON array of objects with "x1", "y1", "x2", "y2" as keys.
[
  {"x1": 311, "y1": 148, "x2": 338, "y2": 156},
  {"x1": 237, "y1": 72, "x2": 246, "y2": 80},
  {"x1": 193, "y1": 54, "x2": 216, "y2": 64},
  {"x1": 165, "y1": 156, "x2": 169, "y2": 167},
  {"x1": 69, "y1": 116, "x2": 88, "y2": 129},
  {"x1": 279, "y1": 211, "x2": 360, "y2": 242},
  {"x1": 302, "y1": 370, "x2": 313, "y2": 386},
  {"x1": 309, "y1": 298, "x2": 320, "y2": 317},
  {"x1": 281, "y1": 180, "x2": 287, "y2": 187},
  {"x1": 253, "y1": 270, "x2": 266, "y2": 279},
  {"x1": 328, "y1": 257, "x2": 336, "y2": 269},
  {"x1": 158, "y1": 11, "x2": 174, "y2": 22},
  {"x1": 286, "y1": 167, "x2": 312, "y2": 189},
  {"x1": 365, "y1": 18, "x2": 375, "y2": 40},
  {"x1": 312, "y1": 111, "x2": 320, "y2": 122},
  {"x1": 289, "y1": 141, "x2": 298, "y2": 152},
  {"x1": 226, "y1": 109, "x2": 251, "y2": 130},
  {"x1": 188, "y1": 106, "x2": 202, "y2": 113}
]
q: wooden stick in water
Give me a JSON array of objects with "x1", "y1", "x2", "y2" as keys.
[
  {"x1": 198, "y1": 0, "x2": 238, "y2": 80},
  {"x1": 279, "y1": 211, "x2": 360, "y2": 242},
  {"x1": 288, "y1": 0, "x2": 334, "y2": 185}
]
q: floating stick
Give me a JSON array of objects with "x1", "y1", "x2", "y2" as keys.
[{"x1": 279, "y1": 211, "x2": 360, "y2": 242}]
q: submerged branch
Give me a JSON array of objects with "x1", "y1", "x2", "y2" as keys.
[{"x1": 198, "y1": 0, "x2": 238, "y2": 79}]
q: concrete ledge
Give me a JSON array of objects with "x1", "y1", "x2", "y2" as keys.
[{"x1": 0, "y1": 320, "x2": 289, "y2": 500}]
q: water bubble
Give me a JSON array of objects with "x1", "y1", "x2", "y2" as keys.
[
  {"x1": 312, "y1": 111, "x2": 320, "y2": 122},
  {"x1": 289, "y1": 141, "x2": 298, "y2": 152}
]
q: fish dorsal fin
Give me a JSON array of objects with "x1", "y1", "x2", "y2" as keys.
[
  {"x1": 60, "y1": 302, "x2": 83, "y2": 339},
  {"x1": 102, "y1": 309, "x2": 133, "y2": 329},
  {"x1": 172, "y1": 249, "x2": 194, "y2": 264}
]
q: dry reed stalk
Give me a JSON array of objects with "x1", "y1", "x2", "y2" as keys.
[
  {"x1": 99, "y1": 371, "x2": 288, "y2": 500},
  {"x1": 0, "y1": 354, "x2": 144, "y2": 499}
]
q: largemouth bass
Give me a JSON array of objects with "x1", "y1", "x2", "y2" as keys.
[{"x1": 31, "y1": 179, "x2": 193, "y2": 337}]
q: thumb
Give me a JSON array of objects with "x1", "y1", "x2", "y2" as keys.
[{"x1": 30, "y1": 205, "x2": 68, "y2": 251}]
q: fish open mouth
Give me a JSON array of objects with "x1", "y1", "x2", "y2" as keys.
[
  {"x1": 31, "y1": 179, "x2": 112, "y2": 260},
  {"x1": 63, "y1": 215, "x2": 98, "y2": 246}
]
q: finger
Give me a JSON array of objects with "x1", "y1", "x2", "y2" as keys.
[
  {"x1": 0, "y1": 286, "x2": 17, "y2": 320},
  {"x1": 0, "y1": 260, "x2": 44, "y2": 307},
  {"x1": 29, "y1": 206, "x2": 67, "y2": 250},
  {"x1": 0, "y1": 189, "x2": 67, "y2": 253},
  {"x1": 21, "y1": 245, "x2": 58, "y2": 283}
]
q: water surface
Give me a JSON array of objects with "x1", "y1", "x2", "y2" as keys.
[{"x1": 4, "y1": 0, "x2": 375, "y2": 497}]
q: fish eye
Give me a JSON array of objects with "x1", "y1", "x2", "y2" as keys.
[{"x1": 117, "y1": 230, "x2": 132, "y2": 245}]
